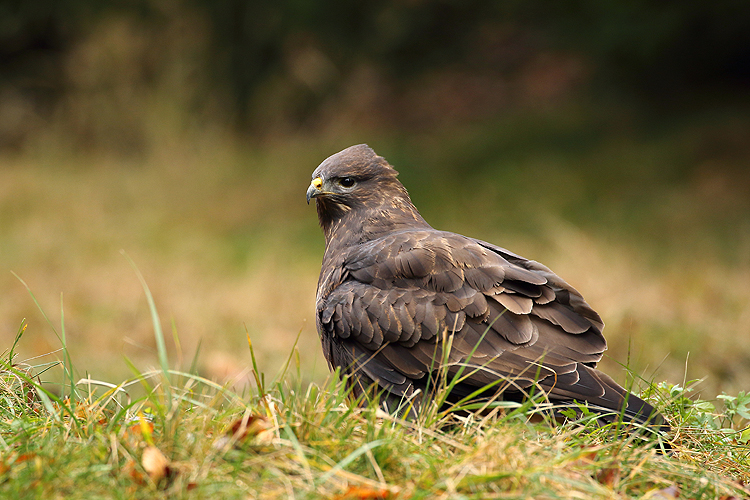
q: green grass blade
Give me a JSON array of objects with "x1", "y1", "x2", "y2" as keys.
[
  {"x1": 316, "y1": 439, "x2": 388, "y2": 486},
  {"x1": 121, "y1": 251, "x2": 171, "y2": 397}
]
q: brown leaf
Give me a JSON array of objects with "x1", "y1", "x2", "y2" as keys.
[
  {"x1": 566, "y1": 449, "x2": 599, "y2": 468},
  {"x1": 124, "y1": 458, "x2": 145, "y2": 484},
  {"x1": 214, "y1": 413, "x2": 274, "y2": 451},
  {"x1": 142, "y1": 446, "x2": 171, "y2": 483},
  {"x1": 333, "y1": 486, "x2": 392, "y2": 500},
  {"x1": 579, "y1": 451, "x2": 598, "y2": 462},
  {"x1": 595, "y1": 466, "x2": 620, "y2": 488},
  {"x1": 228, "y1": 413, "x2": 272, "y2": 440},
  {"x1": 124, "y1": 419, "x2": 155, "y2": 445},
  {"x1": 0, "y1": 452, "x2": 38, "y2": 475},
  {"x1": 14, "y1": 453, "x2": 37, "y2": 464}
]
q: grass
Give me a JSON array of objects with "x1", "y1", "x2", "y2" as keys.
[{"x1": 0, "y1": 279, "x2": 748, "y2": 499}]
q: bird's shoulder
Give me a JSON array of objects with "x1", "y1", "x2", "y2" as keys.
[{"x1": 332, "y1": 228, "x2": 548, "y2": 293}]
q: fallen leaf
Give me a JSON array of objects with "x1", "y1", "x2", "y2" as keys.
[
  {"x1": 333, "y1": 486, "x2": 391, "y2": 500},
  {"x1": 124, "y1": 458, "x2": 144, "y2": 484},
  {"x1": 566, "y1": 449, "x2": 599, "y2": 468},
  {"x1": 14, "y1": 453, "x2": 37, "y2": 464},
  {"x1": 579, "y1": 450, "x2": 598, "y2": 462},
  {"x1": 595, "y1": 466, "x2": 620, "y2": 488},
  {"x1": 214, "y1": 413, "x2": 274, "y2": 450},
  {"x1": 0, "y1": 452, "x2": 38, "y2": 475},
  {"x1": 142, "y1": 446, "x2": 171, "y2": 483},
  {"x1": 228, "y1": 413, "x2": 272, "y2": 441},
  {"x1": 123, "y1": 415, "x2": 155, "y2": 446},
  {"x1": 125, "y1": 421, "x2": 154, "y2": 437}
]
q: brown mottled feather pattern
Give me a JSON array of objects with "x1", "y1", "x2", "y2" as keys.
[{"x1": 308, "y1": 144, "x2": 665, "y2": 428}]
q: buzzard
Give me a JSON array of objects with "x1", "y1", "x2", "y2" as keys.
[{"x1": 307, "y1": 144, "x2": 664, "y2": 427}]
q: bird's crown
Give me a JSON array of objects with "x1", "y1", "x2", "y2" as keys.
[{"x1": 312, "y1": 144, "x2": 398, "y2": 182}]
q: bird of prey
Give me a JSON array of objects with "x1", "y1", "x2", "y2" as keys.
[{"x1": 307, "y1": 144, "x2": 664, "y2": 427}]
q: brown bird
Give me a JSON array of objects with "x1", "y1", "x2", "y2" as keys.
[{"x1": 307, "y1": 144, "x2": 664, "y2": 428}]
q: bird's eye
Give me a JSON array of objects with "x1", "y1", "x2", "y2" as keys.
[{"x1": 338, "y1": 177, "x2": 356, "y2": 188}]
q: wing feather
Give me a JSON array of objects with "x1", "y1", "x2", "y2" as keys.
[
  {"x1": 532, "y1": 302, "x2": 593, "y2": 334},
  {"x1": 316, "y1": 228, "x2": 641, "y2": 421},
  {"x1": 492, "y1": 292, "x2": 534, "y2": 315}
]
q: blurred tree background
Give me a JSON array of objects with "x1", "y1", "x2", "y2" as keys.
[{"x1": 1, "y1": 0, "x2": 749, "y2": 397}]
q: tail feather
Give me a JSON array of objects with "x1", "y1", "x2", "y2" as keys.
[{"x1": 547, "y1": 364, "x2": 669, "y2": 434}]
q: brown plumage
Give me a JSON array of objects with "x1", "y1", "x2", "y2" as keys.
[{"x1": 307, "y1": 144, "x2": 665, "y2": 428}]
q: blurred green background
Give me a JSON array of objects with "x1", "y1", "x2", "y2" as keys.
[{"x1": 1, "y1": 0, "x2": 749, "y2": 398}]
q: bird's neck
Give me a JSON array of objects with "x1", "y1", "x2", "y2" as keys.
[{"x1": 320, "y1": 196, "x2": 430, "y2": 250}]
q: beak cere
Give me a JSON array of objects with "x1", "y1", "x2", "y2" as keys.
[{"x1": 306, "y1": 177, "x2": 324, "y2": 204}]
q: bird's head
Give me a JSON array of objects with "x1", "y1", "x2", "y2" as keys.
[
  {"x1": 306, "y1": 144, "x2": 403, "y2": 205},
  {"x1": 307, "y1": 144, "x2": 426, "y2": 243}
]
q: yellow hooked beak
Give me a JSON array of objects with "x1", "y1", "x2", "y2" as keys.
[{"x1": 306, "y1": 177, "x2": 324, "y2": 204}]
